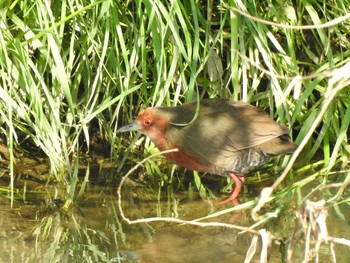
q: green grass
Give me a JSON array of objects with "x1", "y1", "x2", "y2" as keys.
[
  {"x1": 1, "y1": 0, "x2": 349, "y2": 170},
  {"x1": 0, "y1": 0, "x2": 349, "y2": 205},
  {"x1": 1, "y1": 0, "x2": 350, "y2": 260}
]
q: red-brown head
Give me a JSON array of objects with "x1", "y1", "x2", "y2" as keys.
[{"x1": 117, "y1": 108, "x2": 170, "y2": 150}]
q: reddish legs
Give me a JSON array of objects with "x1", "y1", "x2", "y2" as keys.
[{"x1": 218, "y1": 173, "x2": 245, "y2": 205}]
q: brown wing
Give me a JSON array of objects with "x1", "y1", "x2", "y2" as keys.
[{"x1": 164, "y1": 99, "x2": 293, "y2": 170}]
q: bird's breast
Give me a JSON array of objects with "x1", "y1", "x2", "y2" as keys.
[{"x1": 163, "y1": 150, "x2": 211, "y2": 173}]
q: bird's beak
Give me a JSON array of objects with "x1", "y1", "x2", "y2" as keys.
[{"x1": 117, "y1": 121, "x2": 140, "y2": 133}]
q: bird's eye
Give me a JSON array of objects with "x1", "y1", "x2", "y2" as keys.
[{"x1": 143, "y1": 119, "x2": 152, "y2": 126}]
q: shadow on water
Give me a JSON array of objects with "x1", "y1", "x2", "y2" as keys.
[{"x1": 0, "y1": 164, "x2": 350, "y2": 263}]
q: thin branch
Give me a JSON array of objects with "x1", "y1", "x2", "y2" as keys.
[
  {"x1": 223, "y1": 3, "x2": 350, "y2": 30},
  {"x1": 328, "y1": 236, "x2": 350, "y2": 246}
]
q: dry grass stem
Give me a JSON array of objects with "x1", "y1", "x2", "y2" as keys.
[
  {"x1": 252, "y1": 62, "x2": 350, "y2": 221},
  {"x1": 223, "y1": 3, "x2": 350, "y2": 30}
]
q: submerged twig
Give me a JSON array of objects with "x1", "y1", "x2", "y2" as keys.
[{"x1": 285, "y1": 199, "x2": 350, "y2": 262}]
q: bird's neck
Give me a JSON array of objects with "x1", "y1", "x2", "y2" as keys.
[
  {"x1": 152, "y1": 137, "x2": 169, "y2": 152},
  {"x1": 146, "y1": 124, "x2": 170, "y2": 152}
]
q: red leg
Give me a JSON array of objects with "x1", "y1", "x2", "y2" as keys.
[{"x1": 218, "y1": 173, "x2": 245, "y2": 205}]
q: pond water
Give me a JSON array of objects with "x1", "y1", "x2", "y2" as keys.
[{"x1": 0, "y1": 165, "x2": 349, "y2": 263}]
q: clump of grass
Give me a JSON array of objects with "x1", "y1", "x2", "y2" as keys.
[
  {"x1": 1, "y1": 0, "x2": 350, "y2": 261},
  {"x1": 1, "y1": 0, "x2": 349, "y2": 177}
]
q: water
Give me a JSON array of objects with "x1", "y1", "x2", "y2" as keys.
[{"x1": 0, "y1": 166, "x2": 349, "y2": 263}]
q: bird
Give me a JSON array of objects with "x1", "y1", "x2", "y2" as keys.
[{"x1": 117, "y1": 98, "x2": 297, "y2": 204}]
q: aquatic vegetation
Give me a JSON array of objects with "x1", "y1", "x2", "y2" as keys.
[{"x1": 0, "y1": 0, "x2": 350, "y2": 261}]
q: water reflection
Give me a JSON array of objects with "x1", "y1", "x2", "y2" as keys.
[{"x1": 0, "y1": 167, "x2": 349, "y2": 263}]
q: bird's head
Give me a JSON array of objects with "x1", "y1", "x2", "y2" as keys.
[{"x1": 117, "y1": 107, "x2": 170, "y2": 150}]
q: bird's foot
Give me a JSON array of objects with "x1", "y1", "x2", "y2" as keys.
[
  {"x1": 217, "y1": 173, "x2": 245, "y2": 205},
  {"x1": 217, "y1": 196, "x2": 241, "y2": 205}
]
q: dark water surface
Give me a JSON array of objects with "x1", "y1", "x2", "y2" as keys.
[{"x1": 0, "y1": 167, "x2": 349, "y2": 263}]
